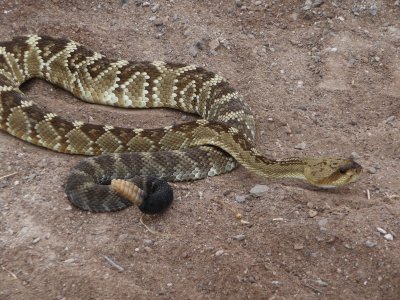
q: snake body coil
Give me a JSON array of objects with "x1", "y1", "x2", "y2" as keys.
[{"x1": 0, "y1": 35, "x2": 362, "y2": 213}]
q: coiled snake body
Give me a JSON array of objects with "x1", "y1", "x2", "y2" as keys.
[{"x1": 0, "y1": 35, "x2": 362, "y2": 213}]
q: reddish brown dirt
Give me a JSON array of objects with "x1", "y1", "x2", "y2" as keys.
[{"x1": 0, "y1": 1, "x2": 399, "y2": 299}]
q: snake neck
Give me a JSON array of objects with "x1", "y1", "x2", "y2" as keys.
[
  {"x1": 248, "y1": 157, "x2": 307, "y2": 180},
  {"x1": 188, "y1": 127, "x2": 308, "y2": 181}
]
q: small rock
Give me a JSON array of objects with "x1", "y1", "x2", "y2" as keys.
[
  {"x1": 385, "y1": 115, "x2": 395, "y2": 124},
  {"x1": 195, "y1": 40, "x2": 206, "y2": 50},
  {"x1": 308, "y1": 209, "x2": 318, "y2": 218},
  {"x1": 290, "y1": 12, "x2": 299, "y2": 21},
  {"x1": 271, "y1": 280, "x2": 282, "y2": 286},
  {"x1": 377, "y1": 227, "x2": 387, "y2": 235},
  {"x1": 344, "y1": 243, "x2": 353, "y2": 249},
  {"x1": 143, "y1": 239, "x2": 154, "y2": 246},
  {"x1": 215, "y1": 250, "x2": 224, "y2": 256},
  {"x1": 351, "y1": 151, "x2": 360, "y2": 160},
  {"x1": 250, "y1": 185, "x2": 269, "y2": 197},
  {"x1": 153, "y1": 19, "x2": 164, "y2": 26},
  {"x1": 142, "y1": 1, "x2": 150, "y2": 7},
  {"x1": 303, "y1": 0, "x2": 324, "y2": 10},
  {"x1": 235, "y1": 195, "x2": 246, "y2": 203},
  {"x1": 369, "y1": 3, "x2": 377, "y2": 16},
  {"x1": 188, "y1": 46, "x2": 198, "y2": 57},
  {"x1": 254, "y1": 0, "x2": 262, "y2": 5},
  {"x1": 294, "y1": 243, "x2": 304, "y2": 250},
  {"x1": 209, "y1": 39, "x2": 220, "y2": 51},
  {"x1": 365, "y1": 240, "x2": 377, "y2": 248},
  {"x1": 64, "y1": 258, "x2": 76, "y2": 263},
  {"x1": 367, "y1": 167, "x2": 377, "y2": 174},
  {"x1": 294, "y1": 142, "x2": 306, "y2": 150},
  {"x1": 151, "y1": 3, "x2": 160, "y2": 12},
  {"x1": 384, "y1": 234, "x2": 394, "y2": 241},
  {"x1": 32, "y1": 237, "x2": 41, "y2": 244},
  {"x1": 233, "y1": 234, "x2": 245, "y2": 241},
  {"x1": 318, "y1": 218, "x2": 328, "y2": 227},
  {"x1": 297, "y1": 80, "x2": 304, "y2": 88},
  {"x1": 235, "y1": 0, "x2": 242, "y2": 7},
  {"x1": 24, "y1": 173, "x2": 38, "y2": 181},
  {"x1": 315, "y1": 278, "x2": 328, "y2": 287}
]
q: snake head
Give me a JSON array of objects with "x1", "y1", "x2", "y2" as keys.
[{"x1": 303, "y1": 158, "x2": 363, "y2": 188}]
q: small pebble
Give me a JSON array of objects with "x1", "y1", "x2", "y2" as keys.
[
  {"x1": 385, "y1": 116, "x2": 395, "y2": 124},
  {"x1": 209, "y1": 39, "x2": 220, "y2": 51},
  {"x1": 32, "y1": 237, "x2": 41, "y2": 244},
  {"x1": 315, "y1": 278, "x2": 328, "y2": 287},
  {"x1": 294, "y1": 142, "x2": 306, "y2": 150},
  {"x1": 235, "y1": 195, "x2": 246, "y2": 203},
  {"x1": 351, "y1": 151, "x2": 360, "y2": 160},
  {"x1": 151, "y1": 3, "x2": 160, "y2": 12},
  {"x1": 143, "y1": 239, "x2": 154, "y2": 246},
  {"x1": 384, "y1": 234, "x2": 394, "y2": 241},
  {"x1": 233, "y1": 234, "x2": 245, "y2": 241},
  {"x1": 367, "y1": 167, "x2": 377, "y2": 174},
  {"x1": 235, "y1": 0, "x2": 242, "y2": 7},
  {"x1": 308, "y1": 209, "x2": 318, "y2": 218},
  {"x1": 294, "y1": 243, "x2": 304, "y2": 250},
  {"x1": 271, "y1": 280, "x2": 281, "y2": 286},
  {"x1": 318, "y1": 218, "x2": 328, "y2": 227},
  {"x1": 365, "y1": 240, "x2": 377, "y2": 248},
  {"x1": 142, "y1": 1, "x2": 150, "y2": 7},
  {"x1": 215, "y1": 250, "x2": 224, "y2": 256},
  {"x1": 188, "y1": 46, "x2": 198, "y2": 57},
  {"x1": 377, "y1": 227, "x2": 387, "y2": 235},
  {"x1": 250, "y1": 185, "x2": 269, "y2": 197},
  {"x1": 369, "y1": 3, "x2": 377, "y2": 16}
]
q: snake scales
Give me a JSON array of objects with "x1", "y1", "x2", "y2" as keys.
[{"x1": 0, "y1": 35, "x2": 362, "y2": 213}]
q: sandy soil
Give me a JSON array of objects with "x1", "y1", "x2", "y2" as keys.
[{"x1": 0, "y1": 0, "x2": 399, "y2": 299}]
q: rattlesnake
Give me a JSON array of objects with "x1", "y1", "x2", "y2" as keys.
[{"x1": 0, "y1": 35, "x2": 362, "y2": 213}]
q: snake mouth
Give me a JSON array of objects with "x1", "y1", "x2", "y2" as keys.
[{"x1": 311, "y1": 160, "x2": 363, "y2": 188}]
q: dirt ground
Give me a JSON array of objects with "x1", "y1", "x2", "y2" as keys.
[{"x1": 0, "y1": 0, "x2": 399, "y2": 299}]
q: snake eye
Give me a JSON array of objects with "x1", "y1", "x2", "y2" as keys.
[{"x1": 339, "y1": 165, "x2": 349, "y2": 174}]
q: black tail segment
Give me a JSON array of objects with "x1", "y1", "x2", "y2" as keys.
[{"x1": 137, "y1": 176, "x2": 174, "y2": 214}]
